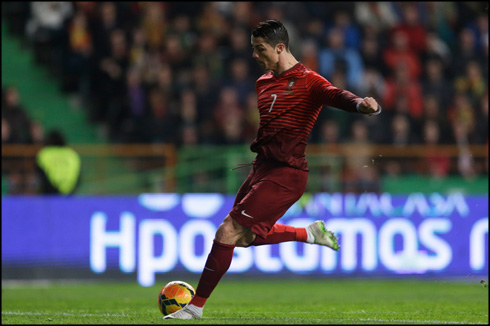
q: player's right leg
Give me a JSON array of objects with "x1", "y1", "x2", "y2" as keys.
[
  {"x1": 240, "y1": 220, "x2": 339, "y2": 251},
  {"x1": 305, "y1": 220, "x2": 339, "y2": 251},
  {"x1": 230, "y1": 165, "x2": 339, "y2": 251}
]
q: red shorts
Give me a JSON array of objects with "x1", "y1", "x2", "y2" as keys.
[{"x1": 229, "y1": 160, "x2": 308, "y2": 239}]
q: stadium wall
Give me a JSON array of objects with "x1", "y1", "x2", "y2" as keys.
[{"x1": 2, "y1": 193, "x2": 488, "y2": 286}]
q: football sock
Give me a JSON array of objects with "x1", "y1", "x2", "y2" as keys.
[
  {"x1": 250, "y1": 223, "x2": 308, "y2": 246},
  {"x1": 189, "y1": 240, "x2": 235, "y2": 308}
]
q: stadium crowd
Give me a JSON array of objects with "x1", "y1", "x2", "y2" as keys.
[{"x1": 2, "y1": 2, "x2": 488, "y2": 190}]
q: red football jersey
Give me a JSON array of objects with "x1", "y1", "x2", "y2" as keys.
[{"x1": 251, "y1": 63, "x2": 362, "y2": 171}]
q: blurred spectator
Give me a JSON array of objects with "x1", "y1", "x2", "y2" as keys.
[
  {"x1": 354, "y1": 2, "x2": 398, "y2": 33},
  {"x1": 426, "y1": 2, "x2": 458, "y2": 52},
  {"x1": 319, "y1": 26, "x2": 364, "y2": 90},
  {"x1": 465, "y1": 13, "x2": 488, "y2": 53},
  {"x1": 2, "y1": 86, "x2": 41, "y2": 195},
  {"x1": 451, "y1": 27, "x2": 484, "y2": 78},
  {"x1": 94, "y1": 28, "x2": 130, "y2": 138},
  {"x1": 422, "y1": 31, "x2": 452, "y2": 66},
  {"x1": 225, "y1": 58, "x2": 255, "y2": 106},
  {"x1": 167, "y1": 14, "x2": 197, "y2": 54},
  {"x1": 357, "y1": 67, "x2": 386, "y2": 100},
  {"x1": 193, "y1": 32, "x2": 224, "y2": 80},
  {"x1": 474, "y1": 90, "x2": 489, "y2": 145},
  {"x1": 213, "y1": 87, "x2": 245, "y2": 145},
  {"x1": 303, "y1": 18, "x2": 325, "y2": 45},
  {"x1": 318, "y1": 119, "x2": 341, "y2": 148},
  {"x1": 196, "y1": 2, "x2": 229, "y2": 39},
  {"x1": 144, "y1": 88, "x2": 180, "y2": 144},
  {"x1": 453, "y1": 60, "x2": 487, "y2": 107},
  {"x1": 191, "y1": 65, "x2": 219, "y2": 144},
  {"x1": 299, "y1": 39, "x2": 320, "y2": 72},
  {"x1": 140, "y1": 2, "x2": 168, "y2": 52},
  {"x1": 420, "y1": 120, "x2": 450, "y2": 178},
  {"x1": 161, "y1": 34, "x2": 190, "y2": 72},
  {"x1": 179, "y1": 88, "x2": 199, "y2": 146},
  {"x1": 1, "y1": 118, "x2": 12, "y2": 144},
  {"x1": 360, "y1": 32, "x2": 389, "y2": 77},
  {"x1": 316, "y1": 119, "x2": 342, "y2": 193},
  {"x1": 128, "y1": 26, "x2": 148, "y2": 72},
  {"x1": 26, "y1": 2, "x2": 73, "y2": 68},
  {"x1": 447, "y1": 93, "x2": 477, "y2": 144},
  {"x1": 223, "y1": 26, "x2": 261, "y2": 77},
  {"x1": 118, "y1": 67, "x2": 148, "y2": 143},
  {"x1": 383, "y1": 63, "x2": 424, "y2": 120},
  {"x1": 224, "y1": 26, "x2": 253, "y2": 61},
  {"x1": 388, "y1": 114, "x2": 420, "y2": 146},
  {"x1": 330, "y1": 10, "x2": 363, "y2": 50},
  {"x1": 242, "y1": 91, "x2": 260, "y2": 144},
  {"x1": 35, "y1": 129, "x2": 81, "y2": 195},
  {"x1": 420, "y1": 58, "x2": 453, "y2": 111},
  {"x1": 61, "y1": 8, "x2": 93, "y2": 108},
  {"x1": 180, "y1": 88, "x2": 198, "y2": 125},
  {"x1": 30, "y1": 120, "x2": 45, "y2": 145},
  {"x1": 389, "y1": 3, "x2": 428, "y2": 55},
  {"x1": 154, "y1": 63, "x2": 176, "y2": 97},
  {"x1": 452, "y1": 121, "x2": 476, "y2": 180},
  {"x1": 383, "y1": 113, "x2": 419, "y2": 176},
  {"x1": 421, "y1": 94, "x2": 452, "y2": 144},
  {"x1": 181, "y1": 125, "x2": 199, "y2": 147},
  {"x1": 383, "y1": 29, "x2": 422, "y2": 79},
  {"x1": 1, "y1": 86, "x2": 33, "y2": 144},
  {"x1": 341, "y1": 119, "x2": 379, "y2": 193},
  {"x1": 230, "y1": 2, "x2": 260, "y2": 29}
]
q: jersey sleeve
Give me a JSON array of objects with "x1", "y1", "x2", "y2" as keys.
[{"x1": 307, "y1": 72, "x2": 361, "y2": 113}]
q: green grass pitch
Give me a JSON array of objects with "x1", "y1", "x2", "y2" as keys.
[{"x1": 2, "y1": 277, "x2": 488, "y2": 324}]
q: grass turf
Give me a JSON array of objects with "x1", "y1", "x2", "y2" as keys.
[{"x1": 1, "y1": 277, "x2": 488, "y2": 324}]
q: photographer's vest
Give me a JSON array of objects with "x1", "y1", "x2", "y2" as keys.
[{"x1": 36, "y1": 146, "x2": 81, "y2": 194}]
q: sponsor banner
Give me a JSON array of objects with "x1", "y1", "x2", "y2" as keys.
[{"x1": 2, "y1": 193, "x2": 488, "y2": 286}]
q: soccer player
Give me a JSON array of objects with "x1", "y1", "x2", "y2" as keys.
[{"x1": 164, "y1": 19, "x2": 381, "y2": 320}]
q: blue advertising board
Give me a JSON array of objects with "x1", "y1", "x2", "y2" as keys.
[{"x1": 2, "y1": 193, "x2": 488, "y2": 286}]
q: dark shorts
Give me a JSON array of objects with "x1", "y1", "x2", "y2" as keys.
[{"x1": 228, "y1": 161, "x2": 308, "y2": 239}]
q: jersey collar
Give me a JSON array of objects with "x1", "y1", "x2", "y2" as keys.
[{"x1": 272, "y1": 62, "x2": 303, "y2": 79}]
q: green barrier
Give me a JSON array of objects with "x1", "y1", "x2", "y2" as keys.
[{"x1": 382, "y1": 175, "x2": 489, "y2": 194}]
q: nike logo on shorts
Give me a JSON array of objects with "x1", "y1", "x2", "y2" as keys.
[{"x1": 241, "y1": 210, "x2": 254, "y2": 219}]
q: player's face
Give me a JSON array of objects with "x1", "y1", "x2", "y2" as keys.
[{"x1": 251, "y1": 36, "x2": 279, "y2": 71}]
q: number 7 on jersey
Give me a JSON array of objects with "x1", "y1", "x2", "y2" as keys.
[{"x1": 269, "y1": 94, "x2": 277, "y2": 112}]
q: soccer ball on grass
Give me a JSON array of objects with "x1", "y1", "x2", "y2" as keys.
[{"x1": 157, "y1": 280, "x2": 195, "y2": 316}]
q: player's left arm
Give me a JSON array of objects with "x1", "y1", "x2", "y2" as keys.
[{"x1": 309, "y1": 72, "x2": 382, "y2": 116}]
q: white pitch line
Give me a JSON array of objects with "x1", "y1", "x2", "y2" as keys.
[
  {"x1": 3, "y1": 311, "x2": 486, "y2": 324},
  {"x1": 2, "y1": 311, "x2": 130, "y2": 318},
  {"x1": 282, "y1": 311, "x2": 486, "y2": 324},
  {"x1": 353, "y1": 317, "x2": 483, "y2": 324},
  {"x1": 211, "y1": 315, "x2": 487, "y2": 325}
]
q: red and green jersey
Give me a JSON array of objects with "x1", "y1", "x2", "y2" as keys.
[{"x1": 251, "y1": 62, "x2": 361, "y2": 171}]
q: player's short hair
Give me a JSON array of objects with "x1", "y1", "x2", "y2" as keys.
[{"x1": 252, "y1": 19, "x2": 290, "y2": 51}]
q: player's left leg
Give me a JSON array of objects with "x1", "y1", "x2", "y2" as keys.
[{"x1": 164, "y1": 215, "x2": 249, "y2": 320}]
